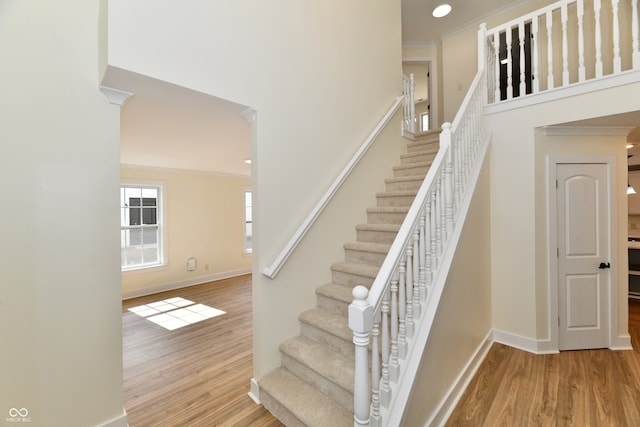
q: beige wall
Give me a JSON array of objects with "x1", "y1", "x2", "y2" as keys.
[
  {"x1": 487, "y1": 80, "x2": 640, "y2": 345},
  {"x1": 404, "y1": 150, "x2": 493, "y2": 425},
  {"x1": 0, "y1": 1, "x2": 125, "y2": 426},
  {"x1": 120, "y1": 166, "x2": 252, "y2": 299},
  {"x1": 105, "y1": 0, "x2": 402, "y2": 378}
]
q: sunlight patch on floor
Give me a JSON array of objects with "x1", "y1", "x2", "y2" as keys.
[{"x1": 128, "y1": 297, "x2": 225, "y2": 330}]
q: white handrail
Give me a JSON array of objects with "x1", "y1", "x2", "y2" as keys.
[{"x1": 262, "y1": 96, "x2": 405, "y2": 279}]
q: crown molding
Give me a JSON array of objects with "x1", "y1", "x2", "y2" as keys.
[{"x1": 542, "y1": 125, "x2": 635, "y2": 136}]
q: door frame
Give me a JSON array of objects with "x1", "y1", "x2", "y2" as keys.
[{"x1": 547, "y1": 154, "x2": 620, "y2": 351}]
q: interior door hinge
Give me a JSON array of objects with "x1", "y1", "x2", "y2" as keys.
[
  {"x1": 556, "y1": 179, "x2": 558, "y2": 189},
  {"x1": 557, "y1": 248, "x2": 559, "y2": 258},
  {"x1": 558, "y1": 316, "x2": 560, "y2": 326}
]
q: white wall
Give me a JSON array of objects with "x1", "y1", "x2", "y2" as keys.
[
  {"x1": 106, "y1": 0, "x2": 402, "y2": 378},
  {"x1": 0, "y1": 1, "x2": 125, "y2": 426},
  {"x1": 120, "y1": 167, "x2": 252, "y2": 299}
]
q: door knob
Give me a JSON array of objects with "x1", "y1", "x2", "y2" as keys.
[{"x1": 598, "y1": 262, "x2": 611, "y2": 269}]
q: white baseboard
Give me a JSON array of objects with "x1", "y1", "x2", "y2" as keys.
[
  {"x1": 427, "y1": 331, "x2": 494, "y2": 427},
  {"x1": 248, "y1": 377, "x2": 261, "y2": 404},
  {"x1": 611, "y1": 334, "x2": 633, "y2": 350},
  {"x1": 98, "y1": 409, "x2": 128, "y2": 427},
  {"x1": 122, "y1": 268, "x2": 251, "y2": 300},
  {"x1": 492, "y1": 329, "x2": 559, "y2": 355}
]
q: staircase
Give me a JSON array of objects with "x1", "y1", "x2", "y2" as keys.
[{"x1": 259, "y1": 130, "x2": 440, "y2": 426}]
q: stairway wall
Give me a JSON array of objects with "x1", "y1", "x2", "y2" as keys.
[
  {"x1": 404, "y1": 148, "x2": 493, "y2": 426},
  {"x1": 254, "y1": 110, "x2": 408, "y2": 377}
]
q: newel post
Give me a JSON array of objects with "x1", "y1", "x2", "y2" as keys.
[
  {"x1": 350, "y1": 285, "x2": 373, "y2": 427},
  {"x1": 477, "y1": 23, "x2": 487, "y2": 73}
]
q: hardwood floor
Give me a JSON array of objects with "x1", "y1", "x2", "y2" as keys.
[
  {"x1": 123, "y1": 278, "x2": 640, "y2": 426},
  {"x1": 122, "y1": 275, "x2": 283, "y2": 427},
  {"x1": 446, "y1": 300, "x2": 640, "y2": 426}
]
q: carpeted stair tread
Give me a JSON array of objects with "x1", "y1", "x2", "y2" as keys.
[
  {"x1": 343, "y1": 241, "x2": 391, "y2": 254},
  {"x1": 376, "y1": 189, "x2": 418, "y2": 198},
  {"x1": 280, "y1": 336, "x2": 354, "y2": 393},
  {"x1": 331, "y1": 261, "x2": 380, "y2": 279},
  {"x1": 356, "y1": 223, "x2": 401, "y2": 232},
  {"x1": 260, "y1": 368, "x2": 353, "y2": 427},
  {"x1": 385, "y1": 175, "x2": 426, "y2": 184},
  {"x1": 299, "y1": 308, "x2": 352, "y2": 342},
  {"x1": 393, "y1": 161, "x2": 433, "y2": 171},
  {"x1": 316, "y1": 282, "x2": 354, "y2": 306}
]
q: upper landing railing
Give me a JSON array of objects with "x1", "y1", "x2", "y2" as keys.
[{"x1": 483, "y1": 0, "x2": 640, "y2": 105}]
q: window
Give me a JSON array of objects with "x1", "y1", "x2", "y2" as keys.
[
  {"x1": 121, "y1": 184, "x2": 163, "y2": 270},
  {"x1": 244, "y1": 190, "x2": 252, "y2": 253}
]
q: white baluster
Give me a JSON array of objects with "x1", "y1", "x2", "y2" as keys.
[
  {"x1": 389, "y1": 272, "x2": 406, "y2": 381},
  {"x1": 397, "y1": 262, "x2": 407, "y2": 361},
  {"x1": 444, "y1": 140, "x2": 454, "y2": 238},
  {"x1": 633, "y1": 0, "x2": 640, "y2": 69},
  {"x1": 547, "y1": 9, "x2": 555, "y2": 89},
  {"x1": 349, "y1": 286, "x2": 373, "y2": 427},
  {"x1": 577, "y1": 0, "x2": 586, "y2": 81},
  {"x1": 412, "y1": 229, "x2": 420, "y2": 318},
  {"x1": 519, "y1": 21, "x2": 527, "y2": 95},
  {"x1": 424, "y1": 201, "x2": 432, "y2": 292},
  {"x1": 419, "y1": 213, "x2": 427, "y2": 302},
  {"x1": 506, "y1": 27, "x2": 514, "y2": 99},
  {"x1": 380, "y1": 286, "x2": 391, "y2": 406},
  {"x1": 595, "y1": 0, "x2": 603, "y2": 77},
  {"x1": 405, "y1": 246, "x2": 414, "y2": 338},
  {"x1": 532, "y1": 17, "x2": 540, "y2": 93},
  {"x1": 561, "y1": 3, "x2": 569, "y2": 86},
  {"x1": 612, "y1": 0, "x2": 621, "y2": 73},
  {"x1": 493, "y1": 33, "x2": 501, "y2": 102},
  {"x1": 370, "y1": 310, "x2": 381, "y2": 427}
]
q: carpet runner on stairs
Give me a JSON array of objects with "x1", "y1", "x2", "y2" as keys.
[{"x1": 259, "y1": 130, "x2": 440, "y2": 426}]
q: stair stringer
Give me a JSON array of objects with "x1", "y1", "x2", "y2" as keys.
[{"x1": 383, "y1": 131, "x2": 492, "y2": 426}]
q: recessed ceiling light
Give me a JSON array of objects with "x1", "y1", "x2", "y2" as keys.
[
  {"x1": 244, "y1": 159, "x2": 252, "y2": 164},
  {"x1": 627, "y1": 143, "x2": 635, "y2": 149},
  {"x1": 432, "y1": 4, "x2": 452, "y2": 18}
]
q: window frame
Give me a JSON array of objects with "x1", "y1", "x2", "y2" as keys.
[
  {"x1": 120, "y1": 182, "x2": 167, "y2": 271},
  {"x1": 244, "y1": 189, "x2": 252, "y2": 254}
]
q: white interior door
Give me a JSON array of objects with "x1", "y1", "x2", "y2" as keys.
[{"x1": 557, "y1": 163, "x2": 610, "y2": 350}]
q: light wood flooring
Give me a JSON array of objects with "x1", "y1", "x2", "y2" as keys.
[
  {"x1": 446, "y1": 300, "x2": 640, "y2": 426},
  {"x1": 123, "y1": 276, "x2": 640, "y2": 426},
  {"x1": 122, "y1": 275, "x2": 282, "y2": 427}
]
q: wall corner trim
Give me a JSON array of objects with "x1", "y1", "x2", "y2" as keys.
[
  {"x1": 99, "y1": 85, "x2": 134, "y2": 106},
  {"x1": 248, "y1": 378, "x2": 261, "y2": 404}
]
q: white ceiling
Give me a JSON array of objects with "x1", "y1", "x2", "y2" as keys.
[
  {"x1": 118, "y1": 72, "x2": 251, "y2": 176},
  {"x1": 119, "y1": 0, "x2": 639, "y2": 175}
]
